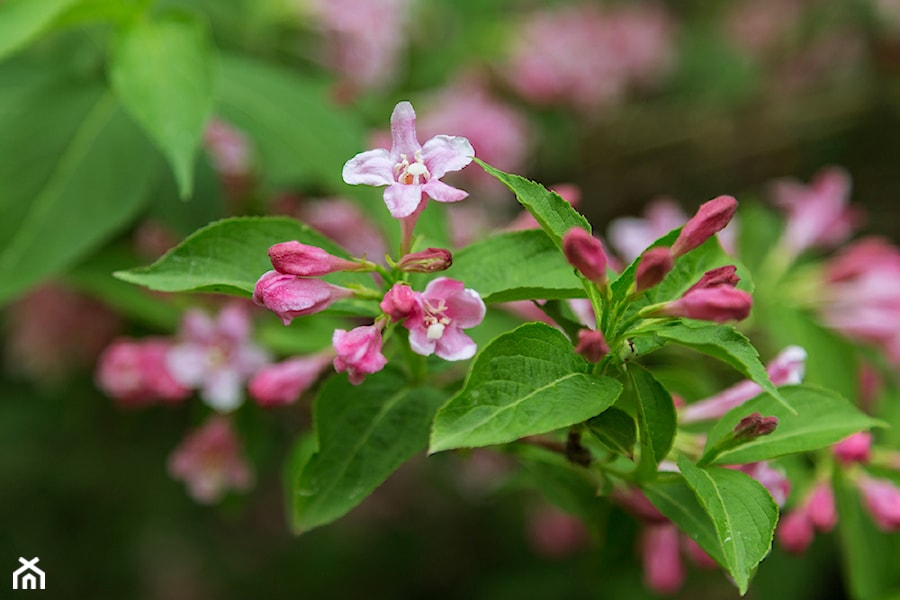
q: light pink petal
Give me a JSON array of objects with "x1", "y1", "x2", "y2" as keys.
[
  {"x1": 422, "y1": 135, "x2": 474, "y2": 179},
  {"x1": 435, "y1": 326, "x2": 477, "y2": 361},
  {"x1": 342, "y1": 148, "x2": 394, "y2": 186},
  {"x1": 390, "y1": 101, "x2": 421, "y2": 156},
  {"x1": 217, "y1": 303, "x2": 251, "y2": 341},
  {"x1": 202, "y1": 369, "x2": 244, "y2": 412},
  {"x1": 166, "y1": 344, "x2": 209, "y2": 387},
  {"x1": 383, "y1": 183, "x2": 424, "y2": 218},
  {"x1": 181, "y1": 310, "x2": 215, "y2": 342},
  {"x1": 447, "y1": 288, "x2": 486, "y2": 329},
  {"x1": 235, "y1": 344, "x2": 272, "y2": 377},
  {"x1": 407, "y1": 326, "x2": 437, "y2": 357},
  {"x1": 423, "y1": 179, "x2": 469, "y2": 203},
  {"x1": 424, "y1": 276, "x2": 465, "y2": 298}
]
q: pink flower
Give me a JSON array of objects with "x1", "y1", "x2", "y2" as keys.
[
  {"x1": 380, "y1": 283, "x2": 419, "y2": 321},
  {"x1": 167, "y1": 416, "x2": 253, "y2": 504},
  {"x1": 671, "y1": 195, "x2": 738, "y2": 258},
  {"x1": 575, "y1": 329, "x2": 609, "y2": 363},
  {"x1": 332, "y1": 325, "x2": 388, "y2": 385},
  {"x1": 771, "y1": 166, "x2": 862, "y2": 259},
  {"x1": 166, "y1": 304, "x2": 271, "y2": 412},
  {"x1": 563, "y1": 227, "x2": 609, "y2": 285},
  {"x1": 654, "y1": 286, "x2": 752, "y2": 323},
  {"x1": 253, "y1": 270, "x2": 354, "y2": 326},
  {"x1": 268, "y1": 241, "x2": 361, "y2": 276},
  {"x1": 680, "y1": 346, "x2": 806, "y2": 423},
  {"x1": 203, "y1": 118, "x2": 252, "y2": 178},
  {"x1": 634, "y1": 247, "x2": 674, "y2": 293},
  {"x1": 777, "y1": 510, "x2": 815, "y2": 554},
  {"x1": 806, "y1": 482, "x2": 838, "y2": 532},
  {"x1": 342, "y1": 101, "x2": 475, "y2": 219},
  {"x1": 96, "y1": 338, "x2": 191, "y2": 407},
  {"x1": 833, "y1": 431, "x2": 873, "y2": 465},
  {"x1": 248, "y1": 353, "x2": 333, "y2": 407},
  {"x1": 641, "y1": 524, "x2": 685, "y2": 594},
  {"x1": 738, "y1": 461, "x2": 791, "y2": 507},
  {"x1": 291, "y1": 197, "x2": 388, "y2": 260},
  {"x1": 402, "y1": 278, "x2": 486, "y2": 361},
  {"x1": 858, "y1": 476, "x2": 900, "y2": 532}
]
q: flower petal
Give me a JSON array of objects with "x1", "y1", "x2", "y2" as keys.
[
  {"x1": 407, "y1": 325, "x2": 437, "y2": 357},
  {"x1": 423, "y1": 179, "x2": 469, "y2": 203},
  {"x1": 435, "y1": 326, "x2": 477, "y2": 361},
  {"x1": 422, "y1": 134, "x2": 474, "y2": 179},
  {"x1": 342, "y1": 148, "x2": 394, "y2": 186},
  {"x1": 202, "y1": 369, "x2": 244, "y2": 412},
  {"x1": 448, "y1": 288, "x2": 487, "y2": 329},
  {"x1": 166, "y1": 343, "x2": 209, "y2": 387},
  {"x1": 383, "y1": 183, "x2": 424, "y2": 218},
  {"x1": 390, "y1": 101, "x2": 421, "y2": 156}
]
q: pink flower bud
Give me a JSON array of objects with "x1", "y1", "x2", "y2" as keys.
[
  {"x1": 562, "y1": 227, "x2": 608, "y2": 285},
  {"x1": 380, "y1": 283, "x2": 419, "y2": 321},
  {"x1": 858, "y1": 476, "x2": 900, "y2": 532},
  {"x1": 777, "y1": 511, "x2": 815, "y2": 554},
  {"x1": 333, "y1": 325, "x2": 388, "y2": 385},
  {"x1": 575, "y1": 328, "x2": 609, "y2": 363},
  {"x1": 253, "y1": 270, "x2": 353, "y2": 325},
  {"x1": 733, "y1": 412, "x2": 779, "y2": 440},
  {"x1": 396, "y1": 247, "x2": 453, "y2": 273},
  {"x1": 684, "y1": 265, "x2": 740, "y2": 295},
  {"x1": 806, "y1": 482, "x2": 837, "y2": 532},
  {"x1": 248, "y1": 353, "x2": 333, "y2": 407},
  {"x1": 657, "y1": 286, "x2": 752, "y2": 323},
  {"x1": 95, "y1": 338, "x2": 191, "y2": 406},
  {"x1": 682, "y1": 536, "x2": 718, "y2": 569},
  {"x1": 642, "y1": 524, "x2": 685, "y2": 595},
  {"x1": 635, "y1": 247, "x2": 674, "y2": 293},
  {"x1": 832, "y1": 431, "x2": 872, "y2": 464},
  {"x1": 268, "y1": 241, "x2": 360, "y2": 276},
  {"x1": 671, "y1": 195, "x2": 738, "y2": 257}
]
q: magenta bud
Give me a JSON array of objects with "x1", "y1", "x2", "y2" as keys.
[
  {"x1": 562, "y1": 227, "x2": 608, "y2": 285},
  {"x1": 777, "y1": 511, "x2": 815, "y2": 554},
  {"x1": 248, "y1": 354, "x2": 333, "y2": 407},
  {"x1": 396, "y1": 247, "x2": 453, "y2": 273},
  {"x1": 575, "y1": 329, "x2": 609, "y2": 363},
  {"x1": 253, "y1": 270, "x2": 353, "y2": 326},
  {"x1": 380, "y1": 283, "x2": 419, "y2": 321},
  {"x1": 269, "y1": 241, "x2": 360, "y2": 276},
  {"x1": 859, "y1": 476, "x2": 900, "y2": 532},
  {"x1": 733, "y1": 412, "x2": 779, "y2": 440},
  {"x1": 671, "y1": 195, "x2": 738, "y2": 257},
  {"x1": 657, "y1": 286, "x2": 752, "y2": 323},
  {"x1": 635, "y1": 247, "x2": 674, "y2": 293},
  {"x1": 832, "y1": 431, "x2": 872, "y2": 464},
  {"x1": 806, "y1": 482, "x2": 838, "y2": 532},
  {"x1": 684, "y1": 265, "x2": 740, "y2": 295}
]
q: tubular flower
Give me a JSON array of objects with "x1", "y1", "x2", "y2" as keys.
[
  {"x1": 342, "y1": 101, "x2": 475, "y2": 218},
  {"x1": 253, "y1": 270, "x2": 354, "y2": 326},
  {"x1": 268, "y1": 241, "x2": 363, "y2": 276},
  {"x1": 858, "y1": 476, "x2": 900, "y2": 532},
  {"x1": 332, "y1": 324, "x2": 388, "y2": 385},
  {"x1": 653, "y1": 286, "x2": 752, "y2": 323},
  {"x1": 248, "y1": 353, "x2": 334, "y2": 407},
  {"x1": 96, "y1": 338, "x2": 191, "y2": 407},
  {"x1": 403, "y1": 278, "x2": 486, "y2": 361}
]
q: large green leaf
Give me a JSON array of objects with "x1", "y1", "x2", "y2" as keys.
[
  {"x1": 110, "y1": 11, "x2": 217, "y2": 197},
  {"x1": 678, "y1": 457, "x2": 779, "y2": 595},
  {"x1": 630, "y1": 365, "x2": 677, "y2": 480},
  {"x1": 429, "y1": 322, "x2": 622, "y2": 453},
  {"x1": 293, "y1": 372, "x2": 446, "y2": 534},
  {"x1": 654, "y1": 321, "x2": 791, "y2": 411},
  {"x1": 0, "y1": 0, "x2": 80, "y2": 62},
  {"x1": 476, "y1": 160, "x2": 591, "y2": 247},
  {"x1": 0, "y1": 76, "x2": 158, "y2": 304},
  {"x1": 447, "y1": 230, "x2": 584, "y2": 303},
  {"x1": 701, "y1": 385, "x2": 883, "y2": 465},
  {"x1": 114, "y1": 216, "x2": 370, "y2": 296}
]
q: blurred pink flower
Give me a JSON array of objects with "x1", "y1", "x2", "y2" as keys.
[
  {"x1": 402, "y1": 277, "x2": 486, "y2": 361},
  {"x1": 833, "y1": 432, "x2": 873, "y2": 465},
  {"x1": 641, "y1": 524, "x2": 685, "y2": 594},
  {"x1": 504, "y1": 4, "x2": 674, "y2": 112},
  {"x1": 332, "y1": 324, "x2": 388, "y2": 385},
  {"x1": 248, "y1": 353, "x2": 333, "y2": 407},
  {"x1": 777, "y1": 510, "x2": 815, "y2": 554},
  {"x1": 724, "y1": 0, "x2": 805, "y2": 58},
  {"x1": 203, "y1": 118, "x2": 252, "y2": 178},
  {"x1": 291, "y1": 197, "x2": 388, "y2": 260},
  {"x1": 168, "y1": 416, "x2": 254, "y2": 504},
  {"x1": 342, "y1": 101, "x2": 474, "y2": 219},
  {"x1": 96, "y1": 338, "x2": 191, "y2": 407},
  {"x1": 858, "y1": 475, "x2": 900, "y2": 532},
  {"x1": 738, "y1": 461, "x2": 791, "y2": 507},
  {"x1": 608, "y1": 198, "x2": 686, "y2": 263},
  {"x1": 526, "y1": 506, "x2": 589, "y2": 559},
  {"x1": 166, "y1": 304, "x2": 271, "y2": 412}
]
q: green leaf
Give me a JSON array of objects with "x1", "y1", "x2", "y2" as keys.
[
  {"x1": 0, "y1": 0, "x2": 80, "y2": 62},
  {"x1": 655, "y1": 321, "x2": 792, "y2": 412},
  {"x1": 448, "y1": 230, "x2": 584, "y2": 303},
  {"x1": 630, "y1": 365, "x2": 677, "y2": 480},
  {"x1": 429, "y1": 323, "x2": 622, "y2": 453},
  {"x1": 110, "y1": 11, "x2": 217, "y2": 198},
  {"x1": 678, "y1": 456, "x2": 779, "y2": 595},
  {"x1": 114, "y1": 216, "x2": 370, "y2": 296},
  {"x1": 519, "y1": 452, "x2": 606, "y2": 533},
  {"x1": 0, "y1": 78, "x2": 158, "y2": 304},
  {"x1": 701, "y1": 385, "x2": 884, "y2": 466},
  {"x1": 293, "y1": 372, "x2": 446, "y2": 534},
  {"x1": 475, "y1": 159, "x2": 591, "y2": 247},
  {"x1": 215, "y1": 54, "x2": 366, "y2": 191},
  {"x1": 642, "y1": 474, "x2": 725, "y2": 565},
  {"x1": 586, "y1": 407, "x2": 637, "y2": 457}
]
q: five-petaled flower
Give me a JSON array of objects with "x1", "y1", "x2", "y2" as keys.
[{"x1": 342, "y1": 101, "x2": 475, "y2": 218}]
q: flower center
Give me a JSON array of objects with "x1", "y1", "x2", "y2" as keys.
[
  {"x1": 394, "y1": 151, "x2": 430, "y2": 185},
  {"x1": 423, "y1": 298, "x2": 451, "y2": 341}
]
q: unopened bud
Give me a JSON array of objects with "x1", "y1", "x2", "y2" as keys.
[
  {"x1": 832, "y1": 431, "x2": 872, "y2": 464},
  {"x1": 269, "y1": 241, "x2": 362, "y2": 276},
  {"x1": 654, "y1": 286, "x2": 752, "y2": 323},
  {"x1": 635, "y1": 247, "x2": 674, "y2": 293},
  {"x1": 380, "y1": 283, "x2": 418, "y2": 321},
  {"x1": 671, "y1": 195, "x2": 738, "y2": 257},
  {"x1": 684, "y1": 265, "x2": 739, "y2": 295},
  {"x1": 574, "y1": 329, "x2": 609, "y2": 363},
  {"x1": 563, "y1": 227, "x2": 608, "y2": 285},
  {"x1": 733, "y1": 412, "x2": 779, "y2": 441},
  {"x1": 396, "y1": 247, "x2": 453, "y2": 273}
]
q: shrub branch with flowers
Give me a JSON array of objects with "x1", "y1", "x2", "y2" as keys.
[{"x1": 112, "y1": 100, "x2": 882, "y2": 595}]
